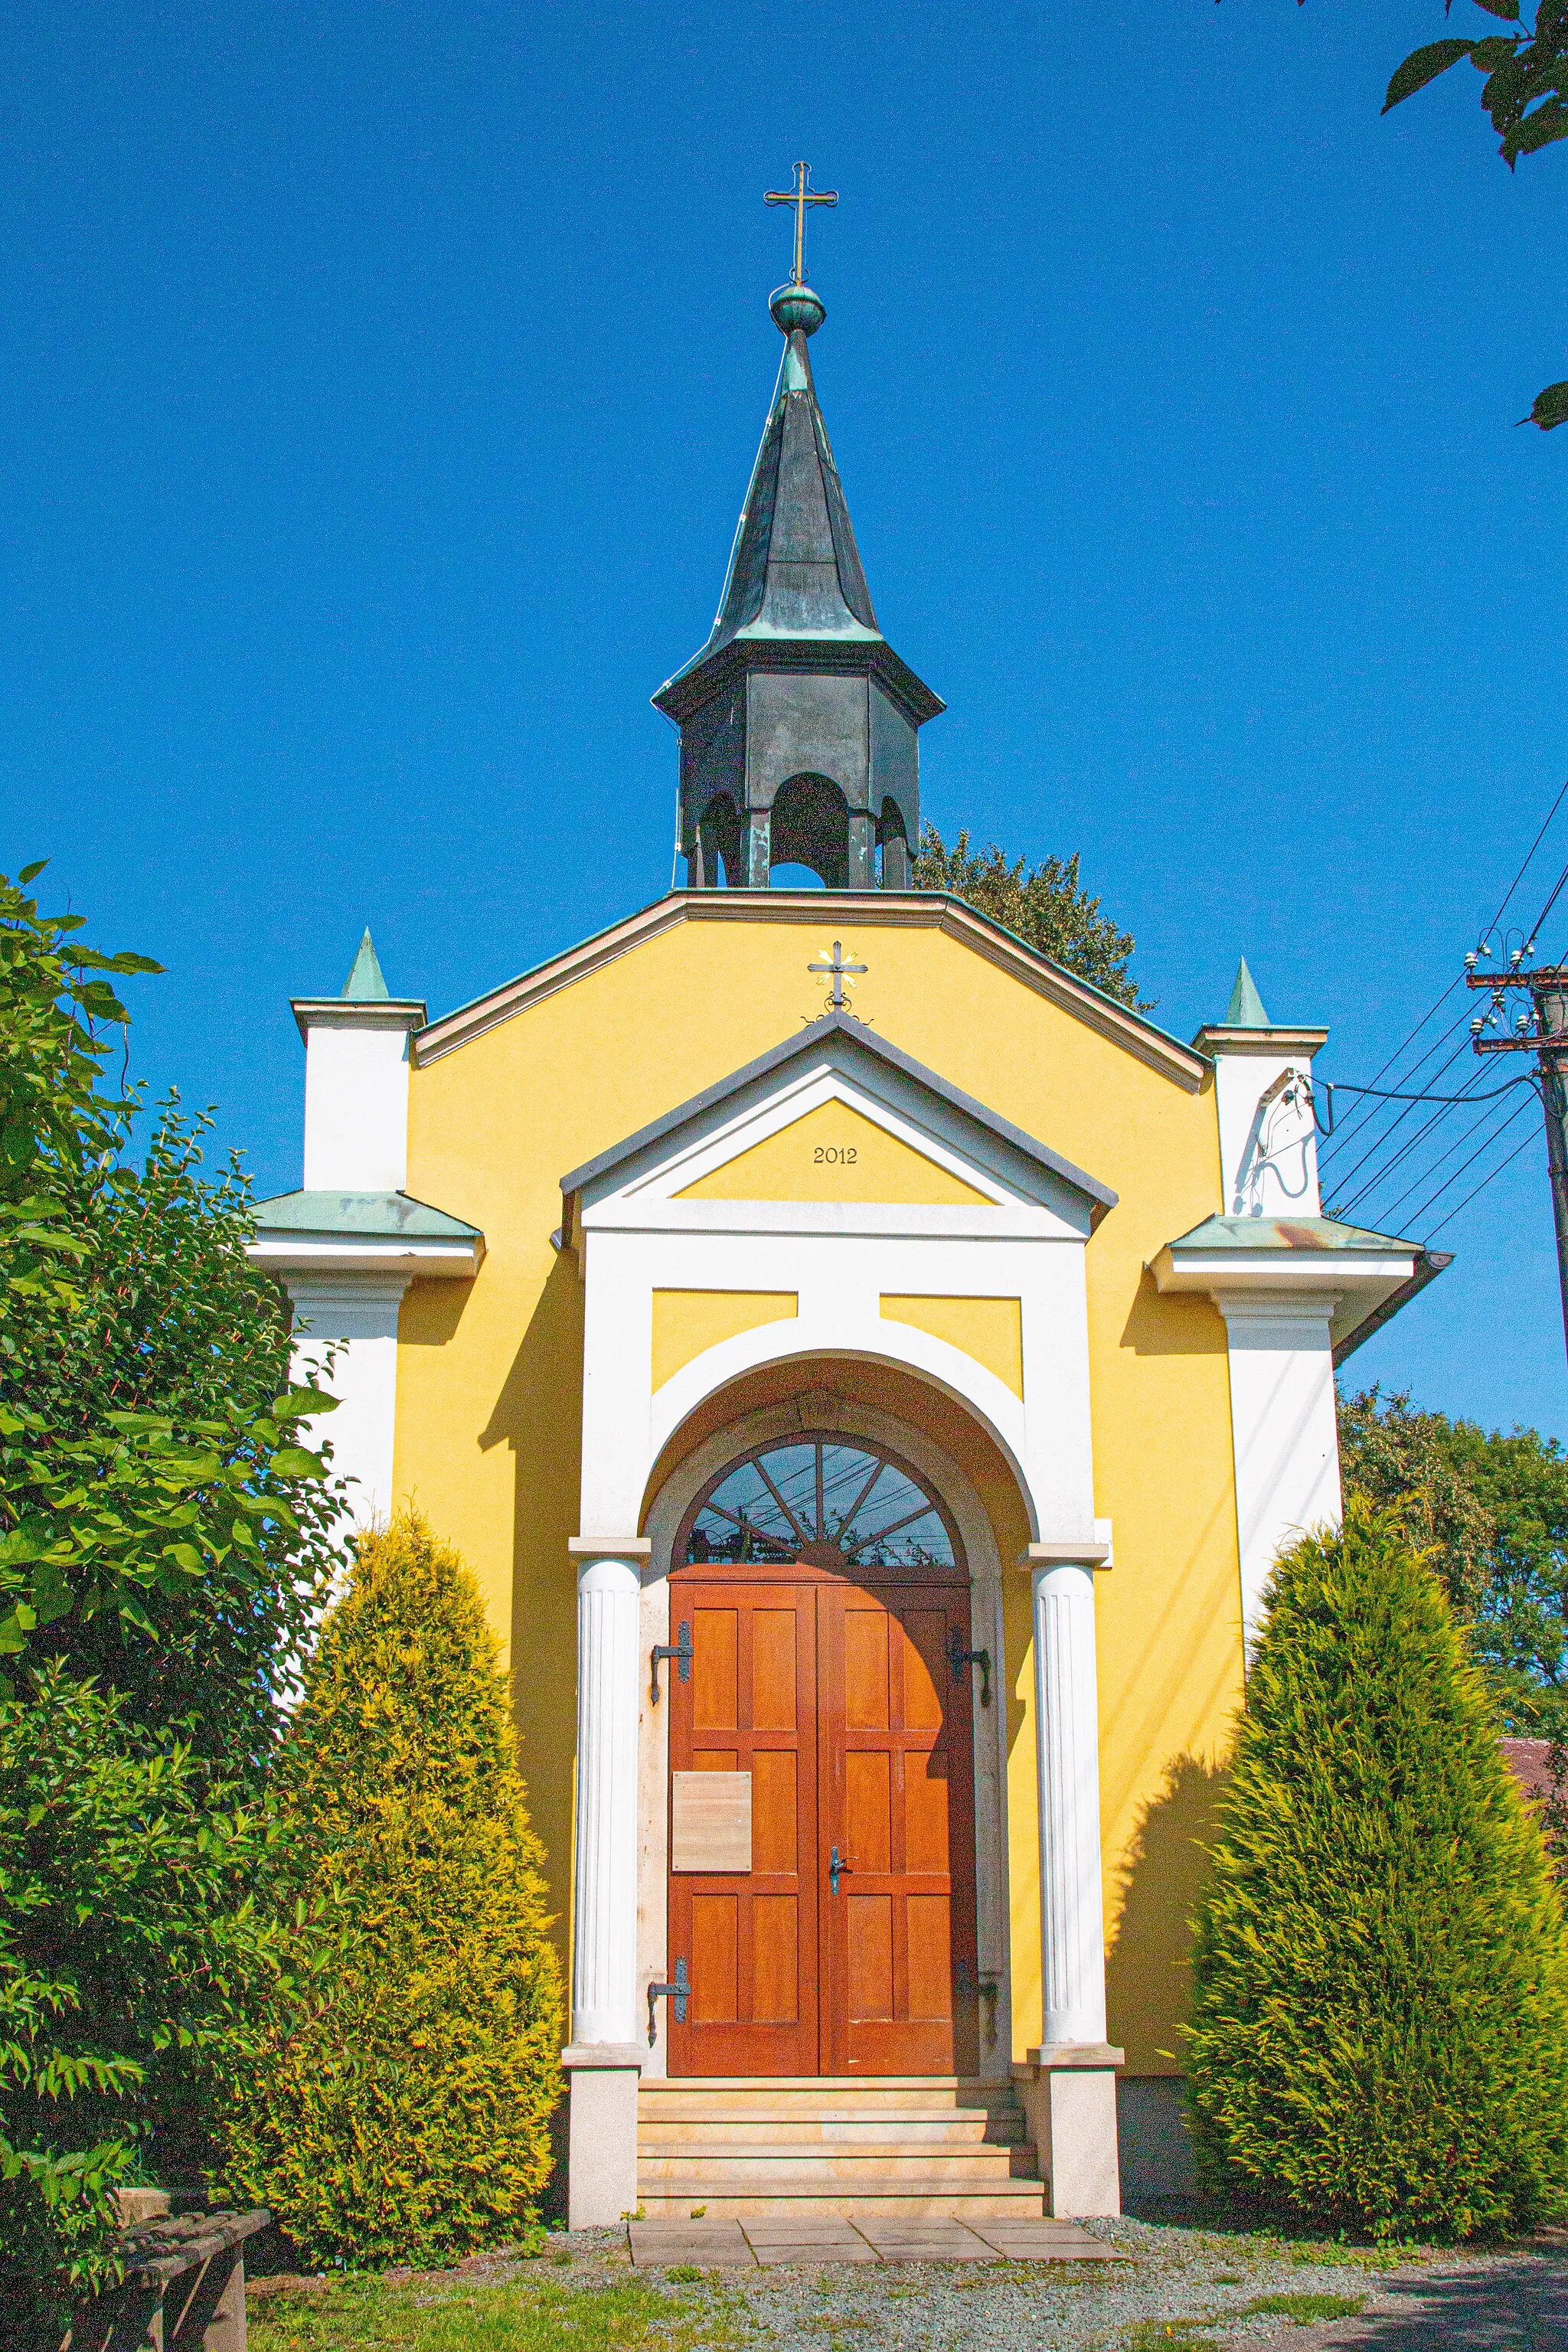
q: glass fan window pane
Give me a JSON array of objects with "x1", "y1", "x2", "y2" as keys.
[
  {"x1": 851, "y1": 1508, "x2": 953, "y2": 1568},
  {"x1": 850, "y1": 1464, "x2": 931, "y2": 1542},
  {"x1": 820, "y1": 1444, "x2": 881, "y2": 1540},
  {"x1": 686, "y1": 1437, "x2": 956, "y2": 1569},
  {"x1": 758, "y1": 1443, "x2": 821, "y2": 1539}
]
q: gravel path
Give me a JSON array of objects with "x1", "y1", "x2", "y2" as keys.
[
  {"x1": 250, "y1": 2216, "x2": 1568, "y2": 2349},
  {"x1": 553, "y1": 2215, "x2": 1568, "y2": 2350}
]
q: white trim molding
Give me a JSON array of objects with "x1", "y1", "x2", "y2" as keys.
[
  {"x1": 1216, "y1": 1289, "x2": 1342, "y2": 1648},
  {"x1": 416, "y1": 890, "x2": 1207, "y2": 1090},
  {"x1": 283, "y1": 1272, "x2": 408, "y2": 1531}
]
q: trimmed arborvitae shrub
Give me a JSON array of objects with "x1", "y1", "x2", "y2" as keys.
[
  {"x1": 1187, "y1": 1499, "x2": 1568, "y2": 2242},
  {"x1": 220, "y1": 1511, "x2": 564, "y2": 2267}
]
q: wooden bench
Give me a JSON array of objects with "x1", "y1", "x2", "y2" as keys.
[{"x1": 64, "y1": 2207, "x2": 270, "y2": 2352}]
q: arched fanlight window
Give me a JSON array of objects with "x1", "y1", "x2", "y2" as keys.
[{"x1": 681, "y1": 1435, "x2": 958, "y2": 1571}]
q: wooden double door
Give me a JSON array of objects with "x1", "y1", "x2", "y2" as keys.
[{"x1": 666, "y1": 1570, "x2": 979, "y2": 2076}]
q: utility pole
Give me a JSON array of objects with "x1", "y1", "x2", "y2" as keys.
[{"x1": 1467, "y1": 956, "x2": 1568, "y2": 1363}]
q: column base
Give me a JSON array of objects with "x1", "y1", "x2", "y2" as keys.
[
  {"x1": 562, "y1": 2044, "x2": 642, "y2": 2228},
  {"x1": 1014, "y1": 2044, "x2": 1124, "y2": 2218}
]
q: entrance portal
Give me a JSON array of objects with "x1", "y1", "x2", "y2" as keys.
[{"x1": 666, "y1": 1435, "x2": 980, "y2": 2076}]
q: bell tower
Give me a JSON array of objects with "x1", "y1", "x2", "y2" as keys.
[{"x1": 653, "y1": 167, "x2": 944, "y2": 892}]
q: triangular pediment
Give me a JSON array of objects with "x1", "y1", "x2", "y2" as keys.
[
  {"x1": 561, "y1": 1014, "x2": 1116, "y2": 1236},
  {"x1": 675, "y1": 1098, "x2": 993, "y2": 1207}
]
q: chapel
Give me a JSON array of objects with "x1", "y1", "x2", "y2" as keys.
[{"x1": 250, "y1": 196, "x2": 1446, "y2": 2226}]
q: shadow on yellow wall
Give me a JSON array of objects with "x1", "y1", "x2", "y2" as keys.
[
  {"x1": 1105, "y1": 1752, "x2": 1230, "y2": 2077},
  {"x1": 473, "y1": 1250, "x2": 586, "y2": 1968}
]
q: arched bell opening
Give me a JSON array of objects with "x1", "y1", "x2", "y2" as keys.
[
  {"x1": 691, "y1": 791, "x2": 743, "y2": 890},
  {"x1": 769, "y1": 772, "x2": 850, "y2": 890},
  {"x1": 877, "y1": 796, "x2": 912, "y2": 891}
]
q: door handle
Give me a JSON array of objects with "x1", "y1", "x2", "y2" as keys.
[
  {"x1": 648, "y1": 1957, "x2": 689, "y2": 2044},
  {"x1": 650, "y1": 1621, "x2": 692, "y2": 1705},
  {"x1": 829, "y1": 1846, "x2": 854, "y2": 1896},
  {"x1": 947, "y1": 1627, "x2": 992, "y2": 1708}
]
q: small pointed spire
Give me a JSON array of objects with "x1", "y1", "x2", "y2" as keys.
[
  {"x1": 1224, "y1": 957, "x2": 1272, "y2": 1028},
  {"x1": 340, "y1": 928, "x2": 391, "y2": 1002}
]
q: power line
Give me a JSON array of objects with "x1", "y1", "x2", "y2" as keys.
[
  {"x1": 1427, "y1": 1122, "x2": 1539, "y2": 1238},
  {"x1": 1327, "y1": 1037, "x2": 1491, "y2": 1214},
  {"x1": 1319, "y1": 779, "x2": 1568, "y2": 1203},
  {"x1": 1317, "y1": 998, "x2": 1469, "y2": 1168},
  {"x1": 1525, "y1": 855, "x2": 1568, "y2": 952},
  {"x1": 1319, "y1": 779, "x2": 1568, "y2": 1181},
  {"x1": 1369, "y1": 1083, "x2": 1532, "y2": 1224},
  {"x1": 1382, "y1": 1091, "x2": 1539, "y2": 1232},
  {"x1": 1486, "y1": 774, "x2": 1568, "y2": 944},
  {"x1": 1318, "y1": 1073, "x2": 1530, "y2": 1117}
]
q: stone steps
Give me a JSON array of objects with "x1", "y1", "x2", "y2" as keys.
[
  {"x1": 642, "y1": 2117, "x2": 1023, "y2": 2148},
  {"x1": 637, "y1": 2076, "x2": 1046, "y2": 2220}
]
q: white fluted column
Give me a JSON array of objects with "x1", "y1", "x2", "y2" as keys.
[
  {"x1": 568, "y1": 1543, "x2": 645, "y2": 2045},
  {"x1": 1034, "y1": 1557, "x2": 1109, "y2": 2047},
  {"x1": 1015, "y1": 1540, "x2": 1122, "y2": 2218},
  {"x1": 563, "y1": 1537, "x2": 647, "y2": 2228}
]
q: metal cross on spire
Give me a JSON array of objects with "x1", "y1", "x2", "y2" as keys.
[{"x1": 764, "y1": 161, "x2": 838, "y2": 288}]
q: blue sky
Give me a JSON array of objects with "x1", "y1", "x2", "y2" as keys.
[{"x1": 6, "y1": 0, "x2": 1567, "y2": 1437}]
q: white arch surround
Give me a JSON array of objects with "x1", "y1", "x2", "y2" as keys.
[
  {"x1": 649, "y1": 1321, "x2": 1040, "y2": 1537},
  {"x1": 636, "y1": 1390, "x2": 1014, "y2": 2082}
]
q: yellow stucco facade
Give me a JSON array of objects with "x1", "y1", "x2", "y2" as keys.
[{"x1": 389, "y1": 897, "x2": 1244, "y2": 2079}]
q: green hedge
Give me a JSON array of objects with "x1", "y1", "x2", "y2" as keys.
[
  {"x1": 1187, "y1": 1500, "x2": 1568, "y2": 2240},
  {"x1": 221, "y1": 1511, "x2": 564, "y2": 2266}
]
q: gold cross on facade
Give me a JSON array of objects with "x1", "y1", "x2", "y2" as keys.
[
  {"x1": 765, "y1": 161, "x2": 838, "y2": 288},
  {"x1": 809, "y1": 940, "x2": 867, "y2": 1014}
]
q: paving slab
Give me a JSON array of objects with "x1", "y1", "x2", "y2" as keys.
[
  {"x1": 627, "y1": 2220, "x2": 756, "y2": 2268},
  {"x1": 970, "y1": 2219, "x2": 1128, "y2": 2261},
  {"x1": 741, "y1": 2218, "x2": 879, "y2": 2265},
  {"x1": 852, "y1": 2217, "x2": 996, "y2": 2262}
]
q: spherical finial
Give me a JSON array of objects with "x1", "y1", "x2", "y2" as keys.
[{"x1": 769, "y1": 281, "x2": 825, "y2": 337}]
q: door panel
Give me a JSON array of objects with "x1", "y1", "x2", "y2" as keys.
[
  {"x1": 667, "y1": 1583, "x2": 819, "y2": 2076},
  {"x1": 668, "y1": 1570, "x2": 978, "y2": 2075},
  {"x1": 819, "y1": 1582, "x2": 978, "y2": 2075}
]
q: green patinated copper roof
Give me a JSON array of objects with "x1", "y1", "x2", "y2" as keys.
[
  {"x1": 341, "y1": 929, "x2": 390, "y2": 1001},
  {"x1": 1224, "y1": 957, "x2": 1271, "y2": 1028},
  {"x1": 1164, "y1": 1213, "x2": 1418, "y2": 1256},
  {"x1": 652, "y1": 302, "x2": 941, "y2": 727},
  {"x1": 253, "y1": 1190, "x2": 482, "y2": 1240}
]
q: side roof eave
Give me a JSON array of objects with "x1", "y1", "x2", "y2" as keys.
[
  {"x1": 559, "y1": 1010, "x2": 1119, "y2": 1222},
  {"x1": 251, "y1": 1188, "x2": 484, "y2": 1240},
  {"x1": 413, "y1": 889, "x2": 1207, "y2": 1090}
]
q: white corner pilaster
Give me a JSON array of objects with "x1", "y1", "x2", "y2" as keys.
[
  {"x1": 1217, "y1": 1290, "x2": 1343, "y2": 1648},
  {"x1": 296, "y1": 999, "x2": 423, "y2": 1194},
  {"x1": 285, "y1": 1272, "x2": 409, "y2": 1530},
  {"x1": 1206, "y1": 1030, "x2": 1326, "y2": 1220},
  {"x1": 1014, "y1": 1541, "x2": 1122, "y2": 2218},
  {"x1": 564, "y1": 1534, "x2": 648, "y2": 2226}
]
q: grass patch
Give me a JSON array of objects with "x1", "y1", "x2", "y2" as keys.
[
  {"x1": 1122, "y1": 2295, "x2": 1365, "y2": 2352},
  {"x1": 250, "y1": 2275, "x2": 734, "y2": 2352},
  {"x1": 1245, "y1": 2292, "x2": 1365, "y2": 2323}
]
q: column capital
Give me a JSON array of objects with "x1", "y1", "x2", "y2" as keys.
[
  {"x1": 1016, "y1": 1540, "x2": 1110, "y2": 1570},
  {"x1": 569, "y1": 1535, "x2": 652, "y2": 1557}
]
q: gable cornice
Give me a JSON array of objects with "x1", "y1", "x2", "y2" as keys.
[
  {"x1": 413, "y1": 890, "x2": 1207, "y2": 1089},
  {"x1": 559, "y1": 1010, "x2": 1119, "y2": 1225}
]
